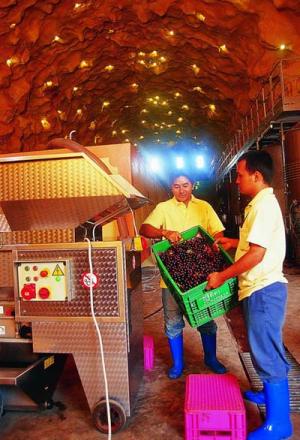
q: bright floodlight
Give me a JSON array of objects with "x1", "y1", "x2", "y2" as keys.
[
  {"x1": 196, "y1": 155, "x2": 204, "y2": 168},
  {"x1": 149, "y1": 157, "x2": 161, "y2": 172},
  {"x1": 175, "y1": 156, "x2": 184, "y2": 169}
]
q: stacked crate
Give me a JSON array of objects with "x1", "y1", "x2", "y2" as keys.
[{"x1": 185, "y1": 374, "x2": 246, "y2": 440}]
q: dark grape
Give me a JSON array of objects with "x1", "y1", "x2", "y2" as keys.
[{"x1": 159, "y1": 233, "x2": 229, "y2": 292}]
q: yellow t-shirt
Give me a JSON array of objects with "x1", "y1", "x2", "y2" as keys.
[
  {"x1": 235, "y1": 187, "x2": 287, "y2": 300},
  {"x1": 142, "y1": 195, "x2": 224, "y2": 287},
  {"x1": 143, "y1": 195, "x2": 224, "y2": 236}
]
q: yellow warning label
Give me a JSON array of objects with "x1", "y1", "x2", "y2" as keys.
[
  {"x1": 52, "y1": 264, "x2": 64, "y2": 277},
  {"x1": 44, "y1": 355, "x2": 55, "y2": 369}
]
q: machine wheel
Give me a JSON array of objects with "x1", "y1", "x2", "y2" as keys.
[{"x1": 92, "y1": 399, "x2": 126, "y2": 434}]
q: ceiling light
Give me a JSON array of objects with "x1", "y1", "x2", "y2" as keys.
[
  {"x1": 175, "y1": 157, "x2": 184, "y2": 169},
  {"x1": 149, "y1": 157, "x2": 161, "y2": 172},
  {"x1": 196, "y1": 155, "x2": 204, "y2": 168},
  {"x1": 6, "y1": 56, "x2": 18, "y2": 67},
  {"x1": 196, "y1": 13, "x2": 206, "y2": 21},
  {"x1": 53, "y1": 35, "x2": 63, "y2": 43},
  {"x1": 44, "y1": 80, "x2": 54, "y2": 88},
  {"x1": 40, "y1": 117, "x2": 51, "y2": 130},
  {"x1": 219, "y1": 44, "x2": 228, "y2": 53},
  {"x1": 79, "y1": 60, "x2": 90, "y2": 68},
  {"x1": 104, "y1": 64, "x2": 114, "y2": 71}
]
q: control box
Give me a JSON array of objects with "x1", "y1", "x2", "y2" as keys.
[{"x1": 16, "y1": 260, "x2": 72, "y2": 301}]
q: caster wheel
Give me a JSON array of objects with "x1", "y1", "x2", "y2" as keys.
[{"x1": 93, "y1": 399, "x2": 126, "y2": 434}]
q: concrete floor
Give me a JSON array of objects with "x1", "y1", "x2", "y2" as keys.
[{"x1": 0, "y1": 265, "x2": 299, "y2": 439}]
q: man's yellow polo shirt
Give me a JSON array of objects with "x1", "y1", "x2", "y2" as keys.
[
  {"x1": 143, "y1": 195, "x2": 224, "y2": 236},
  {"x1": 142, "y1": 195, "x2": 224, "y2": 288},
  {"x1": 235, "y1": 187, "x2": 287, "y2": 300}
]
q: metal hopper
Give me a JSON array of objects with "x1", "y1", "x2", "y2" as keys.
[{"x1": 0, "y1": 140, "x2": 149, "y2": 433}]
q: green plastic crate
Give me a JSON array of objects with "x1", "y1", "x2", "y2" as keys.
[{"x1": 152, "y1": 225, "x2": 238, "y2": 328}]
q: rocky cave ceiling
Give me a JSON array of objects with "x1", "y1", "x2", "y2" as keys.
[{"x1": 0, "y1": 0, "x2": 300, "y2": 156}]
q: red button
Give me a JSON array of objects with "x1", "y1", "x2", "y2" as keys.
[
  {"x1": 38, "y1": 287, "x2": 50, "y2": 299},
  {"x1": 5, "y1": 307, "x2": 13, "y2": 316},
  {"x1": 40, "y1": 270, "x2": 49, "y2": 278},
  {"x1": 21, "y1": 284, "x2": 36, "y2": 300}
]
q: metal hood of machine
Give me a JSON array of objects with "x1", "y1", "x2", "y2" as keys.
[{"x1": 0, "y1": 145, "x2": 150, "y2": 232}]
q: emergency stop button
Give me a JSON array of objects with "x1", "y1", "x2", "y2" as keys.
[
  {"x1": 21, "y1": 284, "x2": 36, "y2": 300},
  {"x1": 40, "y1": 269, "x2": 49, "y2": 278},
  {"x1": 38, "y1": 287, "x2": 50, "y2": 299}
]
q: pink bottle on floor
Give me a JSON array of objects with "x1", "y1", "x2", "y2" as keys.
[{"x1": 143, "y1": 335, "x2": 154, "y2": 371}]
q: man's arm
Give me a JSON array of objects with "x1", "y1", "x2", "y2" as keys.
[
  {"x1": 214, "y1": 236, "x2": 239, "y2": 251},
  {"x1": 139, "y1": 223, "x2": 181, "y2": 243},
  {"x1": 206, "y1": 243, "x2": 266, "y2": 289}
]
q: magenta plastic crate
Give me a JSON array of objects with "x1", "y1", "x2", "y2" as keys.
[
  {"x1": 143, "y1": 335, "x2": 154, "y2": 371},
  {"x1": 185, "y1": 374, "x2": 246, "y2": 440}
]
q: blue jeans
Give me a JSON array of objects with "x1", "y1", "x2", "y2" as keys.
[
  {"x1": 162, "y1": 288, "x2": 217, "y2": 339},
  {"x1": 242, "y1": 282, "x2": 290, "y2": 383}
]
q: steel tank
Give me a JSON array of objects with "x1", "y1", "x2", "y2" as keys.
[{"x1": 285, "y1": 126, "x2": 300, "y2": 263}]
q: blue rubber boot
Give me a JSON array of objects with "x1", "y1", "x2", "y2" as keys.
[
  {"x1": 244, "y1": 389, "x2": 265, "y2": 405},
  {"x1": 248, "y1": 379, "x2": 293, "y2": 439},
  {"x1": 167, "y1": 335, "x2": 184, "y2": 379},
  {"x1": 201, "y1": 333, "x2": 227, "y2": 374}
]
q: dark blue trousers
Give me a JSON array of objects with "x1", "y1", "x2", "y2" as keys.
[{"x1": 242, "y1": 282, "x2": 290, "y2": 383}]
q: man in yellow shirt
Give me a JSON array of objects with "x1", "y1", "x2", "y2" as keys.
[
  {"x1": 207, "y1": 151, "x2": 292, "y2": 440},
  {"x1": 140, "y1": 173, "x2": 227, "y2": 379}
]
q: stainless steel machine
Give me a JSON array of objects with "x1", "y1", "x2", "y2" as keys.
[{"x1": 0, "y1": 143, "x2": 149, "y2": 433}]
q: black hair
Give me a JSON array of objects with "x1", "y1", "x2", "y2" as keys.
[
  {"x1": 169, "y1": 172, "x2": 194, "y2": 186},
  {"x1": 238, "y1": 150, "x2": 273, "y2": 184}
]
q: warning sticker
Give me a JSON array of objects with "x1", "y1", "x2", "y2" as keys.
[
  {"x1": 52, "y1": 264, "x2": 64, "y2": 277},
  {"x1": 80, "y1": 272, "x2": 99, "y2": 289}
]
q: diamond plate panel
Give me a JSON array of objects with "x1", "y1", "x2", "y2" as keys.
[
  {"x1": 0, "y1": 158, "x2": 120, "y2": 200},
  {"x1": 32, "y1": 321, "x2": 127, "y2": 354},
  {"x1": 0, "y1": 229, "x2": 73, "y2": 245},
  {"x1": 74, "y1": 352, "x2": 130, "y2": 414},
  {"x1": 0, "y1": 251, "x2": 13, "y2": 287},
  {"x1": 16, "y1": 246, "x2": 123, "y2": 318},
  {"x1": 32, "y1": 321, "x2": 133, "y2": 415}
]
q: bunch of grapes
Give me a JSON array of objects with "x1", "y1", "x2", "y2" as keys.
[{"x1": 159, "y1": 233, "x2": 229, "y2": 292}]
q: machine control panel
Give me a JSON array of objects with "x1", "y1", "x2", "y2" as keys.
[{"x1": 17, "y1": 260, "x2": 72, "y2": 301}]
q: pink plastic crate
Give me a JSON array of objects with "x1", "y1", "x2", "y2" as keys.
[
  {"x1": 143, "y1": 335, "x2": 154, "y2": 371},
  {"x1": 185, "y1": 374, "x2": 246, "y2": 440}
]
